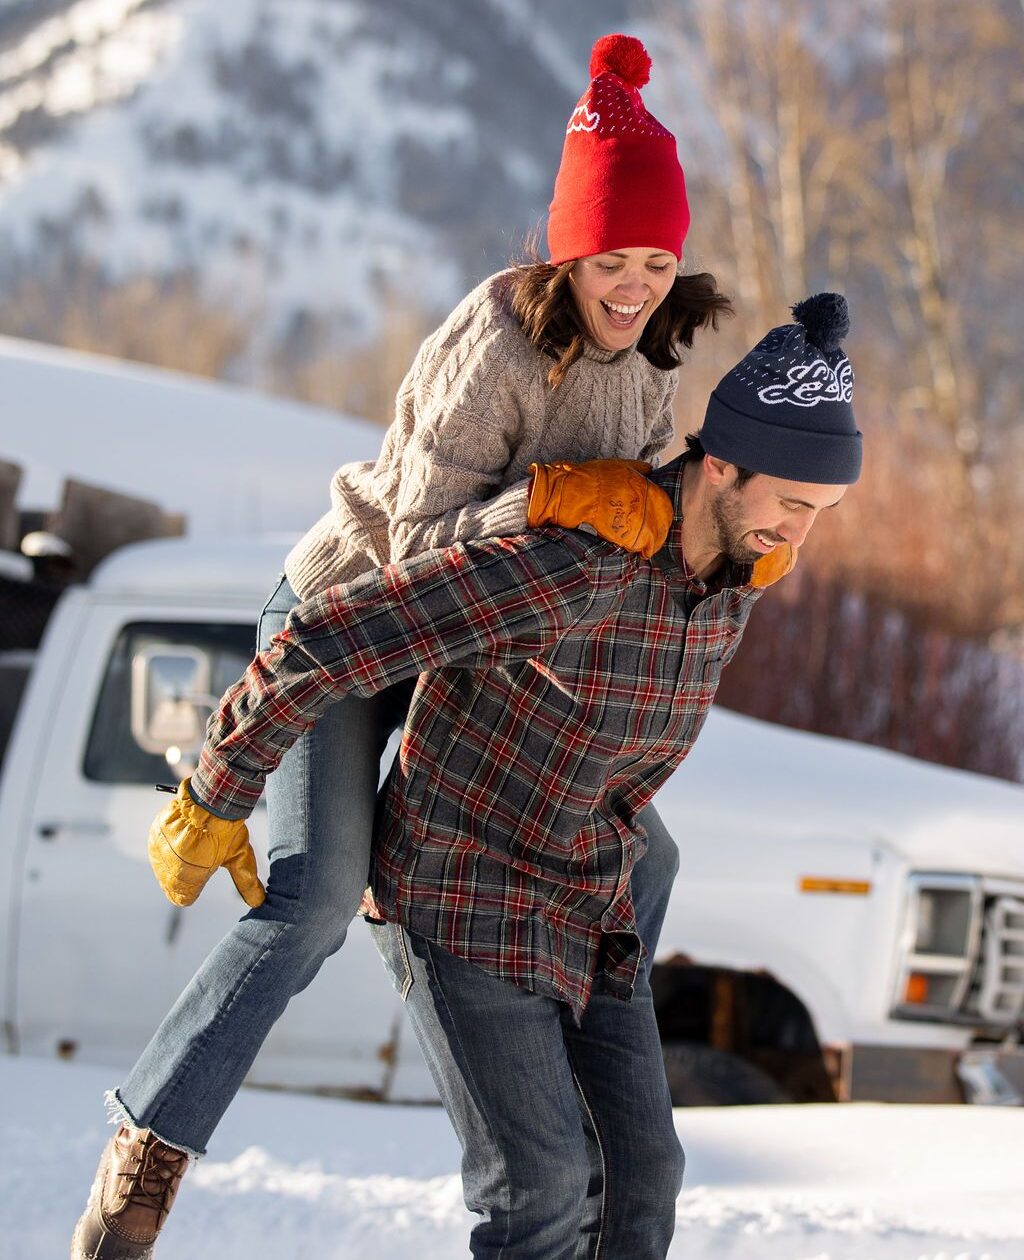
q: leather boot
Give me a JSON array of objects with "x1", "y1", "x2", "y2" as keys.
[{"x1": 71, "y1": 1126, "x2": 189, "y2": 1259}]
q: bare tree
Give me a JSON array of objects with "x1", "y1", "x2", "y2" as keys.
[
  {"x1": 878, "y1": 0, "x2": 1021, "y2": 502},
  {"x1": 643, "y1": 0, "x2": 1024, "y2": 766}
]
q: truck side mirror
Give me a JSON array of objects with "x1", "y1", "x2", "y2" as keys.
[{"x1": 130, "y1": 644, "x2": 216, "y2": 765}]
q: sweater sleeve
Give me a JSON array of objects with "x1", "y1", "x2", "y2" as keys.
[
  {"x1": 387, "y1": 316, "x2": 533, "y2": 562},
  {"x1": 637, "y1": 370, "x2": 679, "y2": 467}
]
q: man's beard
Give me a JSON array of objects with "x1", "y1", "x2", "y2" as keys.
[{"x1": 709, "y1": 485, "x2": 767, "y2": 565}]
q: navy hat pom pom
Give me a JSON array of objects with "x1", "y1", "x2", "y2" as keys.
[{"x1": 791, "y1": 293, "x2": 849, "y2": 353}]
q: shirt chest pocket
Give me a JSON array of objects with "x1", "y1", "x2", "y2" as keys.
[
  {"x1": 666, "y1": 597, "x2": 749, "y2": 729},
  {"x1": 708, "y1": 614, "x2": 746, "y2": 671}
]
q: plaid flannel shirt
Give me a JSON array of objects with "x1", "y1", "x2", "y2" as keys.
[{"x1": 192, "y1": 457, "x2": 763, "y2": 1018}]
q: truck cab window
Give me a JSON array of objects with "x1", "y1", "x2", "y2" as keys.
[{"x1": 83, "y1": 621, "x2": 254, "y2": 785}]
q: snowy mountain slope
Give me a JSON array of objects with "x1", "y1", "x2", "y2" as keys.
[{"x1": 0, "y1": 0, "x2": 629, "y2": 348}]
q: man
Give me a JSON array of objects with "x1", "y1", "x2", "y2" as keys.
[{"x1": 74, "y1": 294, "x2": 861, "y2": 1260}]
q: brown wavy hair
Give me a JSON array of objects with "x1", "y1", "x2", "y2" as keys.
[{"x1": 509, "y1": 242, "x2": 733, "y2": 389}]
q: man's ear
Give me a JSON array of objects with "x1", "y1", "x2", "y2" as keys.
[{"x1": 703, "y1": 454, "x2": 733, "y2": 488}]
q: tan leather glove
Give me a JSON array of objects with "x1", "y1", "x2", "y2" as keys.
[
  {"x1": 751, "y1": 543, "x2": 798, "y2": 589},
  {"x1": 527, "y1": 458, "x2": 674, "y2": 560},
  {"x1": 148, "y1": 779, "x2": 266, "y2": 908}
]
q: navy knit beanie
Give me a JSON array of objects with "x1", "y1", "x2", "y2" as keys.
[{"x1": 700, "y1": 293, "x2": 862, "y2": 484}]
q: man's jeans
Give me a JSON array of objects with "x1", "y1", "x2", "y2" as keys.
[
  {"x1": 372, "y1": 923, "x2": 684, "y2": 1260},
  {"x1": 112, "y1": 574, "x2": 681, "y2": 1160}
]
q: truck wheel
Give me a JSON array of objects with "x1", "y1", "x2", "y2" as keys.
[{"x1": 661, "y1": 1041, "x2": 791, "y2": 1106}]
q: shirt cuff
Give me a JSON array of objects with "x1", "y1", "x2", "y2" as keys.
[{"x1": 189, "y1": 749, "x2": 263, "y2": 821}]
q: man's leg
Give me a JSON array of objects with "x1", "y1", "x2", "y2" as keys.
[
  {"x1": 374, "y1": 924, "x2": 596, "y2": 1260},
  {"x1": 571, "y1": 801, "x2": 679, "y2": 1252},
  {"x1": 564, "y1": 968, "x2": 685, "y2": 1260}
]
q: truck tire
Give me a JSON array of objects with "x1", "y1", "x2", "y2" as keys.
[{"x1": 661, "y1": 1041, "x2": 791, "y2": 1106}]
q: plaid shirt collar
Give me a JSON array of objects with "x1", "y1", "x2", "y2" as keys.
[{"x1": 651, "y1": 458, "x2": 755, "y2": 597}]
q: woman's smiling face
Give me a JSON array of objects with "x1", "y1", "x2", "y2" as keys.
[{"x1": 569, "y1": 247, "x2": 678, "y2": 351}]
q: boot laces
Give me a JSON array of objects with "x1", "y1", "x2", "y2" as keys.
[{"x1": 117, "y1": 1134, "x2": 188, "y2": 1218}]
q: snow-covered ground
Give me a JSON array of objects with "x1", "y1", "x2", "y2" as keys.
[{"x1": 5, "y1": 1054, "x2": 1021, "y2": 1260}]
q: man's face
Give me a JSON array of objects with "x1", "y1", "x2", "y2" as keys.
[{"x1": 708, "y1": 467, "x2": 848, "y2": 565}]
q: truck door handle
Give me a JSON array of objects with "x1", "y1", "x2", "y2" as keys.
[
  {"x1": 166, "y1": 907, "x2": 183, "y2": 945},
  {"x1": 37, "y1": 820, "x2": 112, "y2": 840}
]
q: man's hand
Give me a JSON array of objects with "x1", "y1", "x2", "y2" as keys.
[
  {"x1": 148, "y1": 779, "x2": 265, "y2": 908},
  {"x1": 527, "y1": 459, "x2": 674, "y2": 560}
]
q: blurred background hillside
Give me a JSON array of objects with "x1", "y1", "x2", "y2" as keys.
[{"x1": 1, "y1": 0, "x2": 1021, "y2": 781}]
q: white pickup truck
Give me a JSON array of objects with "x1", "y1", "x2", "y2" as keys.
[{"x1": 2, "y1": 535, "x2": 1022, "y2": 1108}]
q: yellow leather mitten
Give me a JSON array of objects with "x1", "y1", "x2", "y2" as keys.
[
  {"x1": 527, "y1": 458, "x2": 674, "y2": 560},
  {"x1": 751, "y1": 542, "x2": 798, "y2": 589},
  {"x1": 148, "y1": 779, "x2": 265, "y2": 908}
]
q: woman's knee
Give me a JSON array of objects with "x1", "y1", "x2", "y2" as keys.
[
  {"x1": 250, "y1": 857, "x2": 360, "y2": 956},
  {"x1": 639, "y1": 805, "x2": 680, "y2": 883},
  {"x1": 662, "y1": 1130, "x2": 686, "y2": 1199},
  {"x1": 257, "y1": 575, "x2": 298, "y2": 651}
]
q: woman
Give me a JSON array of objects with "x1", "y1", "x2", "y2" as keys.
[{"x1": 71, "y1": 33, "x2": 730, "y2": 1260}]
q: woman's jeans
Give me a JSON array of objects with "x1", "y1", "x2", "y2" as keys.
[{"x1": 113, "y1": 574, "x2": 681, "y2": 1161}]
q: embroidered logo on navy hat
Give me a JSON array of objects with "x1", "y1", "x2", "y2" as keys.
[{"x1": 758, "y1": 357, "x2": 854, "y2": 408}]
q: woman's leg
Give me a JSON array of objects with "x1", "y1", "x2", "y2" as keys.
[
  {"x1": 632, "y1": 802, "x2": 680, "y2": 969},
  {"x1": 111, "y1": 576, "x2": 406, "y2": 1156}
]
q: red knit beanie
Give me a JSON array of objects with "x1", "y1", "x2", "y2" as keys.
[{"x1": 546, "y1": 34, "x2": 689, "y2": 265}]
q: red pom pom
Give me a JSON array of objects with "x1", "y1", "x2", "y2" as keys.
[{"x1": 589, "y1": 34, "x2": 651, "y2": 88}]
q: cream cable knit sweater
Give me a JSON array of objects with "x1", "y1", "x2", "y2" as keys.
[{"x1": 285, "y1": 270, "x2": 680, "y2": 600}]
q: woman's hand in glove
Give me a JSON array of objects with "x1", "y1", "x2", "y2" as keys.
[
  {"x1": 148, "y1": 779, "x2": 265, "y2": 908},
  {"x1": 750, "y1": 542, "x2": 797, "y2": 588},
  {"x1": 527, "y1": 459, "x2": 674, "y2": 560}
]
